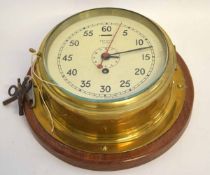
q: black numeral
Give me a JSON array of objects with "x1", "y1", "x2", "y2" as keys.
[
  {"x1": 80, "y1": 80, "x2": 91, "y2": 87},
  {"x1": 67, "y1": 69, "x2": 77, "y2": 76},
  {"x1": 136, "y1": 39, "x2": 144, "y2": 46},
  {"x1": 135, "y1": 68, "x2": 145, "y2": 75},
  {"x1": 69, "y1": 40, "x2": 79, "y2": 46},
  {"x1": 100, "y1": 85, "x2": 111, "y2": 92},
  {"x1": 83, "y1": 30, "x2": 93, "y2": 36},
  {"x1": 62, "y1": 54, "x2": 73, "y2": 61},
  {"x1": 123, "y1": 30, "x2": 128, "y2": 36},
  {"x1": 120, "y1": 80, "x2": 130, "y2": 87},
  {"x1": 102, "y1": 26, "x2": 112, "y2": 32},
  {"x1": 142, "y1": 54, "x2": 151, "y2": 60}
]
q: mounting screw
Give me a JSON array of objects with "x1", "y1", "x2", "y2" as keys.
[
  {"x1": 102, "y1": 145, "x2": 108, "y2": 152},
  {"x1": 177, "y1": 84, "x2": 184, "y2": 88}
]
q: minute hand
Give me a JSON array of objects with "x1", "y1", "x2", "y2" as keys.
[{"x1": 109, "y1": 46, "x2": 152, "y2": 56}]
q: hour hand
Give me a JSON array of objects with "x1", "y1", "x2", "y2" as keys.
[{"x1": 109, "y1": 55, "x2": 120, "y2": 58}]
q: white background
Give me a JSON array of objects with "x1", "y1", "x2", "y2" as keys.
[{"x1": 0, "y1": 0, "x2": 210, "y2": 174}]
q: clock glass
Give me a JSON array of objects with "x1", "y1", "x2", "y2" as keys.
[{"x1": 43, "y1": 9, "x2": 168, "y2": 102}]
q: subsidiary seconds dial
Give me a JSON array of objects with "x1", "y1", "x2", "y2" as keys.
[{"x1": 46, "y1": 16, "x2": 167, "y2": 102}]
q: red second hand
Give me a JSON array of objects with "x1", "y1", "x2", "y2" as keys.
[
  {"x1": 97, "y1": 22, "x2": 122, "y2": 69},
  {"x1": 105, "y1": 22, "x2": 122, "y2": 53}
]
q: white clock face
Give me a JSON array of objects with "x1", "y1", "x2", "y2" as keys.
[{"x1": 44, "y1": 9, "x2": 168, "y2": 102}]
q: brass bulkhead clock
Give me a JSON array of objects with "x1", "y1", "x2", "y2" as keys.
[{"x1": 3, "y1": 8, "x2": 194, "y2": 170}]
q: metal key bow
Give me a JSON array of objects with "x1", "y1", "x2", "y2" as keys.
[{"x1": 3, "y1": 77, "x2": 32, "y2": 115}]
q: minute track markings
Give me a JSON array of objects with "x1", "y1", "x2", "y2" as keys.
[{"x1": 56, "y1": 22, "x2": 156, "y2": 99}]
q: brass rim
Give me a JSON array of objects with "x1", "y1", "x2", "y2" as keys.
[{"x1": 34, "y1": 8, "x2": 176, "y2": 115}]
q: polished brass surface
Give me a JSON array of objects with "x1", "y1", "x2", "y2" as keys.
[
  {"x1": 32, "y1": 63, "x2": 185, "y2": 153},
  {"x1": 31, "y1": 8, "x2": 186, "y2": 153}
]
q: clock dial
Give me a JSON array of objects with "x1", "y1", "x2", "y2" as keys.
[{"x1": 44, "y1": 12, "x2": 168, "y2": 102}]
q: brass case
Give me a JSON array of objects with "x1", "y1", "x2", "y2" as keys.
[{"x1": 31, "y1": 8, "x2": 186, "y2": 153}]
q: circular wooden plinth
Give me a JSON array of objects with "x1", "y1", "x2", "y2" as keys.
[{"x1": 24, "y1": 53, "x2": 194, "y2": 171}]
